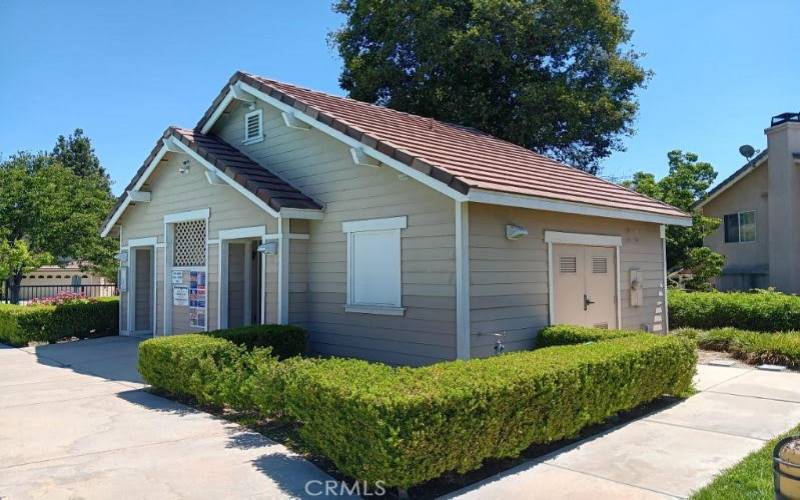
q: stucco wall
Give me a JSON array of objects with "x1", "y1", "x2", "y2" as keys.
[
  {"x1": 701, "y1": 162, "x2": 769, "y2": 276},
  {"x1": 469, "y1": 204, "x2": 667, "y2": 357}
]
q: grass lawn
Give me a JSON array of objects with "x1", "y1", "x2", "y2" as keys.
[{"x1": 691, "y1": 423, "x2": 800, "y2": 499}]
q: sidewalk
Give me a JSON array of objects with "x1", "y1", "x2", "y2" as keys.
[{"x1": 448, "y1": 364, "x2": 800, "y2": 499}]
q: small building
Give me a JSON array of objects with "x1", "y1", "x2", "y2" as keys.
[
  {"x1": 697, "y1": 113, "x2": 800, "y2": 292},
  {"x1": 17, "y1": 263, "x2": 114, "y2": 301},
  {"x1": 101, "y1": 71, "x2": 690, "y2": 365}
]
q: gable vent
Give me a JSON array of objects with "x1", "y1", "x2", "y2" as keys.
[
  {"x1": 243, "y1": 109, "x2": 263, "y2": 143},
  {"x1": 559, "y1": 256, "x2": 577, "y2": 273},
  {"x1": 592, "y1": 257, "x2": 608, "y2": 274}
]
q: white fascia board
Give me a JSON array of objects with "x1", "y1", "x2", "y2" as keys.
[
  {"x1": 469, "y1": 189, "x2": 693, "y2": 227},
  {"x1": 219, "y1": 225, "x2": 266, "y2": 240},
  {"x1": 164, "y1": 208, "x2": 210, "y2": 224},
  {"x1": 167, "y1": 136, "x2": 281, "y2": 219},
  {"x1": 200, "y1": 89, "x2": 235, "y2": 134},
  {"x1": 279, "y1": 208, "x2": 325, "y2": 220},
  {"x1": 544, "y1": 231, "x2": 622, "y2": 247},
  {"x1": 342, "y1": 216, "x2": 408, "y2": 233},
  {"x1": 233, "y1": 81, "x2": 468, "y2": 202},
  {"x1": 695, "y1": 154, "x2": 768, "y2": 210},
  {"x1": 101, "y1": 143, "x2": 169, "y2": 237},
  {"x1": 281, "y1": 111, "x2": 311, "y2": 130}
]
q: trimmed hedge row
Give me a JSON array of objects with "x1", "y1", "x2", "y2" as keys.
[
  {"x1": 675, "y1": 327, "x2": 800, "y2": 369},
  {"x1": 0, "y1": 298, "x2": 119, "y2": 346},
  {"x1": 285, "y1": 334, "x2": 696, "y2": 488},
  {"x1": 669, "y1": 289, "x2": 800, "y2": 331},
  {"x1": 536, "y1": 324, "x2": 640, "y2": 347},
  {"x1": 140, "y1": 328, "x2": 696, "y2": 489},
  {"x1": 208, "y1": 324, "x2": 307, "y2": 359}
]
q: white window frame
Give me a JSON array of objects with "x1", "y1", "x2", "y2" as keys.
[
  {"x1": 724, "y1": 210, "x2": 756, "y2": 244},
  {"x1": 243, "y1": 109, "x2": 264, "y2": 145},
  {"x1": 342, "y1": 216, "x2": 407, "y2": 316}
]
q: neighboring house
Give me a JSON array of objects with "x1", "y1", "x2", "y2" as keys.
[
  {"x1": 17, "y1": 262, "x2": 114, "y2": 300},
  {"x1": 697, "y1": 112, "x2": 800, "y2": 292},
  {"x1": 101, "y1": 71, "x2": 690, "y2": 366}
]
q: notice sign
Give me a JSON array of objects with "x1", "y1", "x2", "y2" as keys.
[
  {"x1": 189, "y1": 271, "x2": 207, "y2": 328},
  {"x1": 173, "y1": 287, "x2": 189, "y2": 306},
  {"x1": 171, "y1": 270, "x2": 184, "y2": 285}
]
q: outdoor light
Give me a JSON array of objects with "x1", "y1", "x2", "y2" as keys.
[
  {"x1": 114, "y1": 251, "x2": 128, "y2": 264},
  {"x1": 505, "y1": 224, "x2": 528, "y2": 240},
  {"x1": 178, "y1": 159, "x2": 191, "y2": 175},
  {"x1": 257, "y1": 241, "x2": 279, "y2": 255}
]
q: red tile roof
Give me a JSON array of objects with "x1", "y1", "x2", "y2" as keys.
[{"x1": 197, "y1": 71, "x2": 689, "y2": 220}]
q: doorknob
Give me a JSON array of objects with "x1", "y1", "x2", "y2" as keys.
[{"x1": 584, "y1": 294, "x2": 595, "y2": 310}]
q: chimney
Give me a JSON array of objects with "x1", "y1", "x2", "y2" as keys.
[{"x1": 766, "y1": 112, "x2": 800, "y2": 291}]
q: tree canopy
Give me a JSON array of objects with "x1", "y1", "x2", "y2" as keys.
[
  {"x1": 622, "y1": 150, "x2": 723, "y2": 283},
  {"x1": 0, "y1": 130, "x2": 116, "y2": 300},
  {"x1": 331, "y1": 0, "x2": 649, "y2": 173}
]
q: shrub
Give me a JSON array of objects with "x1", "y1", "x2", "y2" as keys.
[
  {"x1": 208, "y1": 324, "x2": 307, "y2": 359},
  {"x1": 138, "y1": 334, "x2": 265, "y2": 408},
  {"x1": 0, "y1": 297, "x2": 118, "y2": 346},
  {"x1": 283, "y1": 334, "x2": 697, "y2": 488},
  {"x1": 669, "y1": 289, "x2": 800, "y2": 331},
  {"x1": 536, "y1": 324, "x2": 640, "y2": 347},
  {"x1": 679, "y1": 327, "x2": 800, "y2": 369}
]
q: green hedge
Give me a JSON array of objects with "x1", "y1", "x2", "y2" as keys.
[
  {"x1": 283, "y1": 334, "x2": 696, "y2": 488},
  {"x1": 208, "y1": 324, "x2": 307, "y2": 359},
  {"x1": 669, "y1": 289, "x2": 800, "y2": 331},
  {"x1": 0, "y1": 298, "x2": 119, "y2": 346},
  {"x1": 138, "y1": 334, "x2": 276, "y2": 409},
  {"x1": 536, "y1": 324, "x2": 640, "y2": 347},
  {"x1": 675, "y1": 327, "x2": 800, "y2": 369}
]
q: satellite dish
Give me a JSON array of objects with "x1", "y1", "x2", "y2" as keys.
[{"x1": 739, "y1": 144, "x2": 756, "y2": 160}]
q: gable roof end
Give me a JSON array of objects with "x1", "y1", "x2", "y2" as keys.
[
  {"x1": 694, "y1": 149, "x2": 768, "y2": 210},
  {"x1": 100, "y1": 127, "x2": 321, "y2": 236},
  {"x1": 197, "y1": 71, "x2": 691, "y2": 225}
]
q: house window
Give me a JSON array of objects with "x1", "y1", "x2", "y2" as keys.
[
  {"x1": 342, "y1": 216, "x2": 407, "y2": 315},
  {"x1": 243, "y1": 109, "x2": 263, "y2": 144},
  {"x1": 724, "y1": 211, "x2": 756, "y2": 243}
]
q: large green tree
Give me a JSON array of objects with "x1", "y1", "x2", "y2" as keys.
[
  {"x1": 331, "y1": 0, "x2": 649, "y2": 173},
  {"x1": 623, "y1": 150, "x2": 723, "y2": 286},
  {"x1": 0, "y1": 132, "x2": 116, "y2": 302}
]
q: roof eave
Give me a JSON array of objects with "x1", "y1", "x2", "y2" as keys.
[
  {"x1": 467, "y1": 189, "x2": 693, "y2": 227},
  {"x1": 694, "y1": 150, "x2": 768, "y2": 210}
]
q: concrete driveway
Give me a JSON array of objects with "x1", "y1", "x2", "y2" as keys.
[
  {"x1": 0, "y1": 337, "x2": 338, "y2": 499},
  {"x1": 448, "y1": 364, "x2": 800, "y2": 499}
]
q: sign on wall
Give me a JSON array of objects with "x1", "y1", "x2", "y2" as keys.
[
  {"x1": 189, "y1": 271, "x2": 206, "y2": 328},
  {"x1": 171, "y1": 270, "x2": 184, "y2": 285},
  {"x1": 173, "y1": 287, "x2": 189, "y2": 306}
]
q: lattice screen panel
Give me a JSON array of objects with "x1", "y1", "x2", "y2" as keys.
[{"x1": 173, "y1": 220, "x2": 206, "y2": 267}]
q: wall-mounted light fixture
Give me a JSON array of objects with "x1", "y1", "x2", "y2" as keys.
[
  {"x1": 505, "y1": 224, "x2": 528, "y2": 240},
  {"x1": 257, "y1": 241, "x2": 279, "y2": 255},
  {"x1": 114, "y1": 251, "x2": 129, "y2": 264},
  {"x1": 178, "y1": 159, "x2": 191, "y2": 175}
]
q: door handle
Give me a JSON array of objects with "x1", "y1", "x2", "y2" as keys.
[{"x1": 584, "y1": 294, "x2": 595, "y2": 311}]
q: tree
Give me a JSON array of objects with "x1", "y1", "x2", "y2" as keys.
[
  {"x1": 623, "y1": 150, "x2": 723, "y2": 275},
  {"x1": 683, "y1": 247, "x2": 724, "y2": 291},
  {"x1": 52, "y1": 128, "x2": 112, "y2": 194},
  {"x1": 331, "y1": 0, "x2": 649, "y2": 173},
  {"x1": 0, "y1": 133, "x2": 116, "y2": 302}
]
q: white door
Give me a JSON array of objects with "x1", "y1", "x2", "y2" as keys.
[{"x1": 553, "y1": 244, "x2": 617, "y2": 328}]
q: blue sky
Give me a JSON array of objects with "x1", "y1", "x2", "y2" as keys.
[{"x1": 1, "y1": 1, "x2": 798, "y2": 195}]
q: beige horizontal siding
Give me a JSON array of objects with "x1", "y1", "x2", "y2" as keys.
[
  {"x1": 214, "y1": 103, "x2": 457, "y2": 365},
  {"x1": 469, "y1": 204, "x2": 666, "y2": 357}
]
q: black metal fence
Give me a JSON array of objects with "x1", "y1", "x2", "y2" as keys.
[{"x1": 0, "y1": 284, "x2": 118, "y2": 304}]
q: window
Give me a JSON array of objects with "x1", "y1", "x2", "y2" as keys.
[
  {"x1": 724, "y1": 211, "x2": 756, "y2": 243},
  {"x1": 243, "y1": 109, "x2": 263, "y2": 144},
  {"x1": 342, "y1": 216, "x2": 407, "y2": 315}
]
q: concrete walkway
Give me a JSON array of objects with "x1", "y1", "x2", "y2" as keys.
[
  {"x1": 0, "y1": 337, "x2": 337, "y2": 499},
  {"x1": 448, "y1": 364, "x2": 800, "y2": 499}
]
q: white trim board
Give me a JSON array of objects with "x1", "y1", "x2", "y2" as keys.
[
  {"x1": 471, "y1": 189, "x2": 692, "y2": 227},
  {"x1": 455, "y1": 201, "x2": 470, "y2": 359},
  {"x1": 164, "y1": 208, "x2": 210, "y2": 224},
  {"x1": 544, "y1": 231, "x2": 622, "y2": 247},
  {"x1": 342, "y1": 216, "x2": 407, "y2": 233},
  {"x1": 219, "y1": 225, "x2": 266, "y2": 240},
  {"x1": 128, "y1": 237, "x2": 158, "y2": 247}
]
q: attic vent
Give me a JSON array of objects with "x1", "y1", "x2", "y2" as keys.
[
  {"x1": 243, "y1": 109, "x2": 263, "y2": 144},
  {"x1": 559, "y1": 256, "x2": 577, "y2": 273},
  {"x1": 173, "y1": 219, "x2": 206, "y2": 267},
  {"x1": 592, "y1": 257, "x2": 608, "y2": 274}
]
